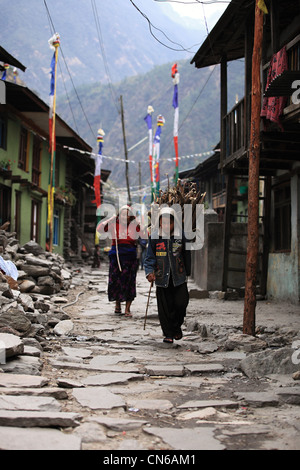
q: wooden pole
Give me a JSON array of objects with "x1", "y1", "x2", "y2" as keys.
[
  {"x1": 243, "y1": 1, "x2": 264, "y2": 335},
  {"x1": 120, "y1": 95, "x2": 131, "y2": 204},
  {"x1": 49, "y1": 43, "x2": 59, "y2": 253},
  {"x1": 144, "y1": 280, "x2": 153, "y2": 330}
]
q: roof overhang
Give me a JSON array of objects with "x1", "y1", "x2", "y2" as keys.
[
  {"x1": 0, "y1": 46, "x2": 26, "y2": 72},
  {"x1": 191, "y1": 0, "x2": 254, "y2": 69},
  {"x1": 3, "y1": 81, "x2": 92, "y2": 152}
]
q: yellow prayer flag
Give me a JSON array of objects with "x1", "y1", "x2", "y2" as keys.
[{"x1": 258, "y1": 0, "x2": 268, "y2": 14}]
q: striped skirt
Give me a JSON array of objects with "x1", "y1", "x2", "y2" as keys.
[{"x1": 108, "y1": 255, "x2": 138, "y2": 302}]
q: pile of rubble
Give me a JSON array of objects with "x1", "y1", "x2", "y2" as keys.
[{"x1": 0, "y1": 224, "x2": 74, "y2": 345}]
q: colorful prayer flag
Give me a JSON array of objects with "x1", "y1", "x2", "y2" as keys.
[
  {"x1": 48, "y1": 52, "x2": 56, "y2": 156},
  {"x1": 144, "y1": 105, "x2": 154, "y2": 201},
  {"x1": 1, "y1": 64, "x2": 9, "y2": 81},
  {"x1": 93, "y1": 128, "x2": 105, "y2": 208},
  {"x1": 172, "y1": 63, "x2": 179, "y2": 184},
  {"x1": 258, "y1": 0, "x2": 268, "y2": 14},
  {"x1": 47, "y1": 33, "x2": 60, "y2": 233},
  {"x1": 153, "y1": 114, "x2": 165, "y2": 199}
]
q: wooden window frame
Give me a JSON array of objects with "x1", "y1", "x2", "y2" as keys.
[
  {"x1": 30, "y1": 199, "x2": 40, "y2": 243},
  {"x1": 0, "y1": 114, "x2": 7, "y2": 150},
  {"x1": 32, "y1": 135, "x2": 41, "y2": 186},
  {"x1": 273, "y1": 181, "x2": 291, "y2": 253},
  {"x1": 18, "y1": 127, "x2": 29, "y2": 171}
]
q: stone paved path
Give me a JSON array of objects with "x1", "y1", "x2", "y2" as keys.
[{"x1": 0, "y1": 263, "x2": 300, "y2": 451}]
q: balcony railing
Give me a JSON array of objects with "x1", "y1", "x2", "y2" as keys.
[
  {"x1": 212, "y1": 189, "x2": 226, "y2": 209},
  {"x1": 223, "y1": 98, "x2": 245, "y2": 160}
]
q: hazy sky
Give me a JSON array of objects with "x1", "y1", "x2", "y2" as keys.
[{"x1": 162, "y1": 0, "x2": 228, "y2": 28}]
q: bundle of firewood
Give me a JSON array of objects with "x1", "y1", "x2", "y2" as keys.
[{"x1": 154, "y1": 179, "x2": 206, "y2": 231}]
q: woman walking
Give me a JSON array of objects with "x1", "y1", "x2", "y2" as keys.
[{"x1": 97, "y1": 205, "x2": 140, "y2": 317}]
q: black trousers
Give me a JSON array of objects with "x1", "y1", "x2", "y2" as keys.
[{"x1": 156, "y1": 279, "x2": 189, "y2": 338}]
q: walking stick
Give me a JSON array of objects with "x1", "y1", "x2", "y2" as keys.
[{"x1": 144, "y1": 280, "x2": 153, "y2": 330}]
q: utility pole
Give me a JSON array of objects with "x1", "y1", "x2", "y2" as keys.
[
  {"x1": 120, "y1": 95, "x2": 131, "y2": 204},
  {"x1": 139, "y1": 162, "x2": 142, "y2": 204},
  {"x1": 243, "y1": 0, "x2": 264, "y2": 335}
]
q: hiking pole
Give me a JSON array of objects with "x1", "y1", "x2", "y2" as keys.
[{"x1": 144, "y1": 280, "x2": 153, "y2": 330}]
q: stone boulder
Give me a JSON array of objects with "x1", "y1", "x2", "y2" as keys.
[
  {"x1": 224, "y1": 333, "x2": 267, "y2": 353},
  {"x1": 0, "y1": 332, "x2": 24, "y2": 360},
  {"x1": 0, "y1": 308, "x2": 32, "y2": 337},
  {"x1": 240, "y1": 347, "x2": 299, "y2": 378},
  {"x1": 22, "y1": 241, "x2": 45, "y2": 256}
]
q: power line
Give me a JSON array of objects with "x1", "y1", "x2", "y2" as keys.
[
  {"x1": 129, "y1": 0, "x2": 200, "y2": 53},
  {"x1": 91, "y1": 0, "x2": 120, "y2": 114},
  {"x1": 43, "y1": 0, "x2": 96, "y2": 142}
]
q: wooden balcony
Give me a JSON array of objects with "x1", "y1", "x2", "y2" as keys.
[
  {"x1": 221, "y1": 98, "x2": 247, "y2": 171},
  {"x1": 221, "y1": 35, "x2": 300, "y2": 174},
  {"x1": 212, "y1": 189, "x2": 226, "y2": 209}
]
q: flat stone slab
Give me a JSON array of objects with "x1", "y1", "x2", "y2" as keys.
[
  {"x1": 0, "y1": 387, "x2": 68, "y2": 400},
  {"x1": 0, "y1": 426, "x2": 82, "y2": 450},
  {"x1": 276, "y1": 387, "x2": 300, "y2": 405},
  {"x1": 0, "y1": 410, "x2": 81, "y2": 427},
  {"x1": 178, "y1": 407, "x2": 217, "y2": 421},
  {"x1": 128, "y1": 399, "x2": 173, "y2": 411},
  {"x1": 61, "y1": 346, "x2": 93, "y2": 359},
  {"x1": 1, "y1": 356, "x2": 42, "y2": 375},
  {"x1": 81, "y1": 372, "x2": 143, "y2": 386},
  {"x1": 0, "y1": 395, "x2": 61, "y2": 412},
  {"x1": 72, "y1": 387, "x2": 125, "y2": 410},
  {"x1": 50, "y1": 360, "x2": 141, "y2": 373},
  {"x1": 144, "y1": 426, "x2": 225, "y2": 450},
  {"x1": 235, "y1": 392, "x2": 280, "y2": 407},
  {"x1": 184, "y1": 363, "x2": 225, "y2": 374},
  {"x1": 178, "y1": 400, "x2": 238, "y2": 409},
  {"x1": 56, "y1": 378, "x2": 85, "y2": 388},
  {"x1": 144, "y1": 365, "x2": 184, "y2": 376},
  {"x1": 91, "y1": 416, "x2": 148, "y2": 431},
  {"x1": 0, "y1": 373, "x2": 49, "y2": 388},
  {"x1": 89, "y1": 354, "x2": 135, "y2": 367}
]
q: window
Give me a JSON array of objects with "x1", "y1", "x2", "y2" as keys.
[
  {"x1": 19, "y1": 127, "x2": 28, "y2": 171},
  {"x1": 0, "y1": 184, "x2": 11, "y2": 226},
  {"x1": 0, "y1": 115, "x2": 7, "y2": 150},
  {"x1": 14, "y1": 191, "x2": 21, "y2": 240},
  {"x1": 31, "y1": 199, "x2": 40, "y2": 243},
  {"x1": 32, "y1": 135, "x2": 41, "y2": 186},
  {"x1": 273, "y1": 182, "x2": 291, "y2": 251},
  {"x1": 53, "y1": 209, "x2": 59, "y2": 246}
]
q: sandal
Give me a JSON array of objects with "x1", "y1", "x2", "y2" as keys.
[
  {"x1": 124, "y1": 312, "x2": 132, "y2": 318},
  {"x1": 174, "y1": 331, "x2": 183, "y2": 340},
  {"x1": 163, "y1": 337, "x2": 173, "y2": 344}
]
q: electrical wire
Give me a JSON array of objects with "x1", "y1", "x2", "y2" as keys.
[
  {"x1": 129, "y1": 0, "x2": 200, "y2": 53},
  {"x1": 154, "y1": 1, "x2": 230, "y2": 3},
  {"x1": 91, "y1": 0, "x2": 120, "y2": 114},
  {"x1": 43, "y1": 0, "x2": 97, "y2": 142}
]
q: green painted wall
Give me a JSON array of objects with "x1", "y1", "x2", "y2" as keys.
[{"x1": 0, "y1": 113, "x2": 66, "y2": 256}]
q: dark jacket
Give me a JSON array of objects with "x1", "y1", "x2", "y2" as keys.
[{"x1": 144, "y1": 231, "x2": 191, "y2": 288}]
